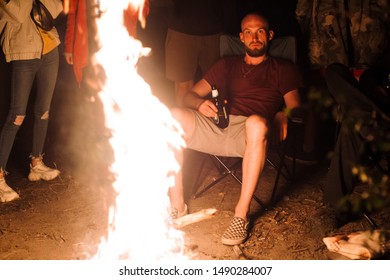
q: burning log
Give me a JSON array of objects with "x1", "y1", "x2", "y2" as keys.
[{"x1": 173, "y1": 208, "x2": 217, "y2": 229}]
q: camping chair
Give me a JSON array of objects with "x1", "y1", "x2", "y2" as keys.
[{"x1": 192, "y1": 34, "x2": 303, "y2": 209}]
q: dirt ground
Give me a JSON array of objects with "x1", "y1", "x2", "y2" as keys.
[{"x1": 1, "y1": 143, "x2": 390, "y2": 260}]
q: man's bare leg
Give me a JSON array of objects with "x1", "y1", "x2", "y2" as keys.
[
  {"x1": 168, "y1": 108, "x2": 196, "y2": 214},
  {"x1": 221, "y1": 115, "x2": 268, "y2": 245},
  {"x1": 169, "y1": 144, "x2": 186, "y2": 213},
  {"x1": 235, "y1": 115, "x2": 268, "y2": 220}
]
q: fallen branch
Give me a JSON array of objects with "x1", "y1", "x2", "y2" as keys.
[{"x1": 233, "y1": 245, "x2": 247, "y2": 260}]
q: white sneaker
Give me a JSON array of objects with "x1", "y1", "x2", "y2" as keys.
[
  {"x1": 0, "y1": 178, "x2": 20, "y2": 203},
  {"x1": 28, "y1": 161, "x2": 60, "y2": 181}
]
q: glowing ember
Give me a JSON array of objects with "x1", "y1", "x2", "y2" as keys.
[{"x1": 91, "y1": 0, "x2": 187, "y2": 260}]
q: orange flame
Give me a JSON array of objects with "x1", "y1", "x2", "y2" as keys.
[{"x1": 91, "y1": 0, "x2": 187, "y2": 260}]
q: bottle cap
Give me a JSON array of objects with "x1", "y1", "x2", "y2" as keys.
[{"x1": 211, "y1": 86, "x2": 218, "y2": 98}]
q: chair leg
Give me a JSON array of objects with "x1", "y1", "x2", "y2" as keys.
[
  {"x1": 268, "y1": 133, "x2": 297, "y2": 205},
  {"x1": 213, "y1": 156, "x2": 269, "y2": 210},
  {"x1": 252, "y1": 194, "x2": 268, "y2": 210},
  {"x1": 193, "y1": 155, "x2": 268, "y2": 210},
  {"x1": 193, "y1": 155, "x2": 241, "y2": 198},
  {"x1": 266, "y1": 148, "x2": 293, "y2": 183},
  {"x1": 270, "y1": 157, "x2": 285, "y2": 204},
  {"x1": 193, "y1": 172, "x2": 230, "y2": 198}
]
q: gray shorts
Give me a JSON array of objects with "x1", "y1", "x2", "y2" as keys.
[
  {"x1": 165, "y1": 29, "x2": 221, "y2": 82},
  {"x1": 187, "y1": 111, "x2": 247, "y2": 157}
]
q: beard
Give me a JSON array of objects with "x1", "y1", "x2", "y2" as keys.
[{"x1": 245, "y1": 44, "x2": 268, "y2": 57}]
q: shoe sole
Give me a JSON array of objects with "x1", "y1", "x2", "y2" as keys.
[
  {"x1": 0, "y1": 194, "x2": 20, "y2": 202},
  {"x1": 0, "y1": 191, "x2": 20, "y2": 202},
  {"x1": 28, "y1": 171, "x2": 60, "y2": 182},
  {"x1": 0, "y1": 181, "x2": 20, "y2": 202},
  {"x1": 221, "y1": 236, "x2": 247, "y2": 246}
]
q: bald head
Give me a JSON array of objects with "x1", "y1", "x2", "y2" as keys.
[{"x1": 241, "y1": 13, "x2": 270, "y2": 33}]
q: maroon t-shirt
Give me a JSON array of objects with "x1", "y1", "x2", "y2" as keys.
[{"x1": 203, "y1": 56, "x2": 303, "y2": 121}]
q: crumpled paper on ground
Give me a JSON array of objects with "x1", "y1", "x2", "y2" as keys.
[{"x1": 323, "y1": 230, "x2": 390, "y2": 259}]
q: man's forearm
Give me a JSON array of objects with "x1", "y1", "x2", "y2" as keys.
[{"x1": 182, "y1": 91, "x2": 205, "y2": 110}]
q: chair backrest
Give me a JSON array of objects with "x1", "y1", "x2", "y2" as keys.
[{"x1": 219, "y1": 34, "x2": 297, "y2": 63}]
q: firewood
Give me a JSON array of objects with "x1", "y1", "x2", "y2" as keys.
[{"x1": 173, "y1": 208, "x2": 217, "y2": 229}]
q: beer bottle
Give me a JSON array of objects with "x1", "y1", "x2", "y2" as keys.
[{"x1": 211, "y1": 85, "x2": 229, "y2": 128}]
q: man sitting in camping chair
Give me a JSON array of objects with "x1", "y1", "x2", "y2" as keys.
[{"x1": 169, "y1": 13, "x2": 303, "y2": 246}]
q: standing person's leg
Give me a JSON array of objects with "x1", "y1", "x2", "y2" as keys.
[
  {"x1": 31, "y1": 48, "x2": 59, "y2": 160},
  {"x1": 0, "y1": 58, "x2": 38, "y2": 202},
  {"x1": 165, "y1": 30, "x2": 198, "y2": 106},
  {"x1": 0, "y1": 61, "x2": 36, "y2": 171},
  {"x1": 28, "y1": 48, "x2": 60, "y2": 181},
  {"x1": 199, "y1": 33, "x2": 221, "y2": 76},
  {"x1": 175, "y1": 33, "x2": 220, "y2": 108},
  {"x1": 174, "y1": 80, "x2": 193, "y2": 107}
]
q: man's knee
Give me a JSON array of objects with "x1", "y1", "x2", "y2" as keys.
[
  {"x1": 246, "y1": 115, "x2": 269, "y2": 138},
  {"x1": 170, "y1": 107, "x2": 185, "y2": 122},
  {"x1": 170, "y1": 108, "x2": 195, "y2": 136}
]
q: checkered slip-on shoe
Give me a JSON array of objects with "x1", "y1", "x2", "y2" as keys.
[
  {"x1": 170, "y1": 204, "x2": 188, "y2": 222},
  {"x1": 221, "y1": 217, "x2": 249, "y2": 245}
]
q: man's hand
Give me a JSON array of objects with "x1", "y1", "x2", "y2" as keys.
[
  {"x1": 272, "y1": 111, "x2": 288, "y2": 144},
  {"x1": 197, "y1": 99, "x2": 218, "y2": 118}
]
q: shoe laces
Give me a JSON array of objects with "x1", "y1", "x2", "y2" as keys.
[
  {"x1": 32, "y1": 160, "x2": 53, "y2": 170},
  {"x1": 0, "y1": 177, "x2": 11, "y2": 190}
]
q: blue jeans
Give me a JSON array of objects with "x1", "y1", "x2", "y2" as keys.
[{"x1": 0, "y1": 48, "x2": 59, "y2": 171}]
